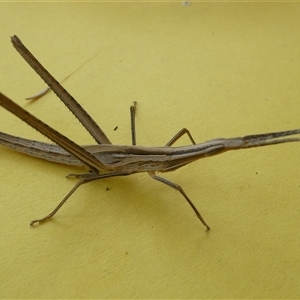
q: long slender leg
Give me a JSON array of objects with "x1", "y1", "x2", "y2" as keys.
[
  {"x1": 11, "y1": 36, "x2": 111, "y2": 145},
  {"x1": 129, "y1": 101, "x2": 195, "y2": 147},
  {"x1": 148, "y1": 171, "x2": 210, "y2": 230},
  {"x1": 130, "y1": 101, "x2": 137, "y2": 145},
  {"x1": 165, "y1": 128, "x2": 197, "y2": 146},
  {"x1": 0, "y1": 92, "x2": 107, "y2": 173},
  {"x1": 30, "y1": 171, "x2": 127, "y2": 226},
  {"x1": 30, "y1": 180, "x2": 87, "y2": 226}
]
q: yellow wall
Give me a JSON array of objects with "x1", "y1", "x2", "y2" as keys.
[{"x1": 1, "y1": 2, "x2": 300, "y2": 298}]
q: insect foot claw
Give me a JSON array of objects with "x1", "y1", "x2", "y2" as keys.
[
  {"x1": 66, "y1": 173, "x2": 80, "y2": 178},
  {"x1": 66, "y1": 173, "x2": 95, "y2": 179},
  {"x1": 30, "y1": 216, "x2": 51, "y2": 226}
]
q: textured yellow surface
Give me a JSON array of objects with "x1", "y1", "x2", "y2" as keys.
[{"x1": 1, "y1": 2, "x2": 300, "y2": 298}]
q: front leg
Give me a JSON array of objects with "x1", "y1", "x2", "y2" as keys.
[
  {"x1": 165, "y1": 128, "x2": 196, "y2": 146},
  {"x1": 30, "y1": 171, "x2": 127, "y2": 226}
]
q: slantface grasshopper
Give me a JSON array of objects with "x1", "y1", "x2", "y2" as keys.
[{"x1": 1, "y1": 36, "x2": 300, "y2": 230}]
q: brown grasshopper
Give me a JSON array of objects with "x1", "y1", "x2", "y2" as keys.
[{"x1": 1, "y1": 35, "x2": 300, "y2": 230}]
